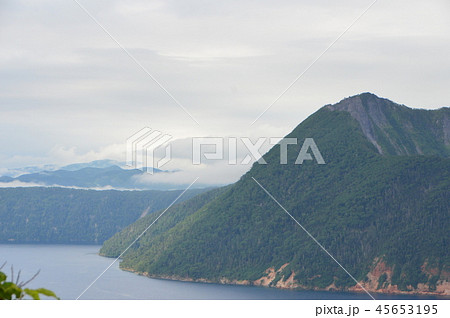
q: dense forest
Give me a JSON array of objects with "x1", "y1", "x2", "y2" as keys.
[
  {"x1": 101, "y1": 93, "x2": 449, "y2": 294},
  {"x1": 0, "y1": 187, "x2": 206, "y2": 244}
]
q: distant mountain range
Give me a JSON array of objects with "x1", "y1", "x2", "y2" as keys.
[
  {"x1": 0, "y1": 160, "x2": 186, "y2": 190},
  {"x1": 59, "y1": 159, "x2": 125, "y2": 171},
  {"x1": 0, "y1": 164, "x2": 60, "y2": 178},
  {"x1": 1, "y1": 159, "x2": 124, "y2": 177},
  {"x1": 101, "y1": 93, "x2": 449, "y2": 296}
]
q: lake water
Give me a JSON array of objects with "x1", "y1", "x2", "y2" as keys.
[{"x1": 0, "y1": 244, "x2": 443, "y2": 300}]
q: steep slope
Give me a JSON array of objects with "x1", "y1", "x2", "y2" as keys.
[
  {"x1": 102, "y1": 93, "x2": 449, "y2": 296},
  {"x1": 327, "y1": 93, "x2": 449, "y2": 156},
  {"x1": 0, "y1": 187, "x2": 207, "y2": 244}
]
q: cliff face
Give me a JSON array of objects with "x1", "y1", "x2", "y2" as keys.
[
  {"x1": 350, "y1": 258, "x2": 450, "y2": 296},
  {"x1": 250, "y1": 259, "x2": 450, "y2": 296},
  {"x1": 327, "y1": 93, "x2": 450, "y2": 156}
]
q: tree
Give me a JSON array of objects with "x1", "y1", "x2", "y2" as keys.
[{"x1": 0, "y1": 262, "x2": 59, "y2": 300}]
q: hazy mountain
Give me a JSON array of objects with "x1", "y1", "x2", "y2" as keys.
[
  {"x1": 0, "y1": 164, "x2": 181, "y2": 190},
  {"x1": 59, "y1": 159, "x2": 124, "y2": 171},
  {"x1": 101, "y1": 93, "x2": 449, "y2": 296},
  {"x1": 0, "y1": 164, "x2": 59, "y2": 178},
  {"x1": 0, "y1": 160, "x2": 121, "y2": 178}
]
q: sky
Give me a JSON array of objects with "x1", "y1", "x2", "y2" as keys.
[{"x1": 1, "y1": 0, "x2": 449, "y2": 185}]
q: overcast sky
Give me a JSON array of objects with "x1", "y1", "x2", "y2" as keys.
[{"x1": 1, "y1": 0, "x2": 449, "y2": 184}]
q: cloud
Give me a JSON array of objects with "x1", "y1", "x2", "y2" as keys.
[
  {"x1": 0, "y1": 180, "x2": 126, "y2": 191},
  {"x1": 133, "y1": 161, "x2": 250, "y2": 186},
  {"x1": 1, "y1": 0, "x2": 449, "y2": 184},
  {"x1": 0, "y1": 181, "x2": 46, "y2": 188},
  {"x1": 48, "y1": 143, "x2": 126, "y2": 165}
]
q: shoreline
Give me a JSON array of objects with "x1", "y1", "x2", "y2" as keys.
[{"x1": 120, "y1": 266, "x2": 450, "y2": 298}]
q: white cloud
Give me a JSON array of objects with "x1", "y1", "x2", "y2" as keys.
[
  {"x1": 0, "y1": 180, "x2": 126, "y2": 191},
  {"x1": 0, "y1": 181, "x2": 47, "y2": 188}
]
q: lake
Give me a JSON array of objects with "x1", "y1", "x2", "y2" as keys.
[{"x1": 0, "y1": 244, "x2": 442, "y2": 300}]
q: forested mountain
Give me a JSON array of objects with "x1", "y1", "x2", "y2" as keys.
[
  {"x1": 0, "y1": 187, "x2": 207, "y2": 244},
  {"x1": 101, "y1": 93, "x2": 449, "y2": 296},
  {"x1": 100, "y1": 186, "x2": 230, "y2": 256}
]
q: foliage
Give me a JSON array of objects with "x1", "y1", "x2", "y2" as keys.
[{"x1": 0, "y1": 264, "x2": 59, "y2": 300}]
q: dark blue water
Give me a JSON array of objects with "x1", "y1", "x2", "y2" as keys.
[{"x1": 0, "y1": 244, "x2": 443, "y2": 300}]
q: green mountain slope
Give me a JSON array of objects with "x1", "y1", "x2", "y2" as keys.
[
  {"x1": 102, "y1": 93, "x2": 449, "y2": 295},
  {"x1": 0, "y1": 187, "x2": 207, "y2": 244},
  {"x1": 100, "y1": 186, "x2": 230, "y2": 256}
]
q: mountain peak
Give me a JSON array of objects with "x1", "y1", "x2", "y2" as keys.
[
  {"x1": 334, "y1": 92, "x2": 384, "y2": 105},
  {"x1": 327, "y1": 92, "x2": 403, "y2": 115},
  {"x1": 326, "y1": 93, "x2": 449, "y2": 156},
  {"x1": 326, "y1": 93, "x2": 397, "y2": 154}
]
